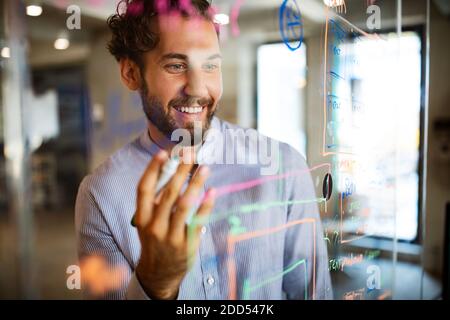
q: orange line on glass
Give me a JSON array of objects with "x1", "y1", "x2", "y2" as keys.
[{"x1": 227, "y1": 218, "x2": 316, "y2": 300}]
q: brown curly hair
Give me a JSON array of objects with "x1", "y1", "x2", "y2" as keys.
[{"x1": 107, "y1": 0, "x2": 218, "y2": 68}]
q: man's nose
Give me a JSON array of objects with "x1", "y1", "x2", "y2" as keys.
[{"x1": 183, "y1": 69, "x2": 208, "y2": 98}]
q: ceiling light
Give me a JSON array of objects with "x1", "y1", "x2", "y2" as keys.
[
  {"x1": 1, "y1": 47, "x2": 10, "y2": 58},
  {"x1": 26, "y1": 5, "x2": 43, "y2": 17},
  {"x1": 54, "y1": 38, "x2": 70, "y2": 50},
  {"x1": 214, "y1": 13, "x2": 230, "y2": 25}
]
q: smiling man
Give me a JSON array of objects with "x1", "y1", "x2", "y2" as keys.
[{"x1": 75, "y1": 0, "x2": 332, "y2": 300}]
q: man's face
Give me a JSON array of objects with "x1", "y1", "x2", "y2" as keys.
[{"x1": 140, "y1": 16, "x2": 223, "y2": 144}]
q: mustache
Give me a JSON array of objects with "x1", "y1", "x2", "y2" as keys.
[{"x1": 168, "y1": 95, "x2": 214, "y2": 109}]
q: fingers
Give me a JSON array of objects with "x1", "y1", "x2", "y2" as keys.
[
  {"x1": 134, "y1": 150, "x2": 168, "y2": 229},
  {"x1": 194, "y1": 189, "x2": 216, "y2": 247},
  {"x1": 194, "y1": 188, "x2": 216, "y2": 229},
  {"x1": 185, "y1": 188, "x2": 216, "y2": 261},
  {"x1": 170, "y1": 166, "x2": 210, "y2": 238},
  {"x1": 150, "y1": 161, "x2": 194, "y2": 232}
]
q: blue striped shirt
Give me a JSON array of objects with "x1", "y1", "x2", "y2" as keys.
[{"x1": 75, "y1": 117, "x2": 332, "y2": 300}]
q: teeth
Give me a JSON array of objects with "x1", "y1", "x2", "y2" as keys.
[{"x1": 177, "y1": 106, "x2": 203, "y2": 114}]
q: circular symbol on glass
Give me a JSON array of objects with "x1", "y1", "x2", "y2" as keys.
[{"x1": 279, "y1": 0, "x2": 304, "y2": 51}]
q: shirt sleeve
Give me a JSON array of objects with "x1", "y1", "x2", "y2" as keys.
[
  {"x1": 281, "y1": 145, "x2": 333, "y2": 300},
  {"x1": 75, "y1": 177, "x2": 149, "y2": 300}
]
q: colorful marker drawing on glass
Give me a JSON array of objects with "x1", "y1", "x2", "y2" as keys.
[
  {"x1": 279, "y1": 0, "x2": 304, "y2": 51},
  {"x1": 227, "y1": 218, "x2": 317, "y2": 300},
  {"x1": 230, "y1": 0, "x2": 245, "y2": 37},
  {"x1": 242, "y1": 258, "x2": 308, "y2": 300}
]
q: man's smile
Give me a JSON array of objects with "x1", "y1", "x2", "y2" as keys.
[
  {"x1": 171, "y1": 103, "x2": 211, "y2": 123},
  {"x1": 172, "y1": 105, "x2": 206, "y2": 114}
]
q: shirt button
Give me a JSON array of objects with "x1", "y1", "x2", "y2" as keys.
[
  {"x1": 201, "y1": 226, "x2": 207, "y2": 235},
  {"x1": 207, "y1": 275, "x2": 215, "y2": 285}
]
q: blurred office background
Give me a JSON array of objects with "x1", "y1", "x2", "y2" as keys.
[{"x1": 0, "y1": 0, "x2": 449, "y2": 299}]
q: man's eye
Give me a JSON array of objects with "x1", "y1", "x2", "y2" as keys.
[
  {"x1": 203, "y1": 63, "x2": 219, "y2": 71},
  {"x1": 166, "y1": 64, "x2": 187, "y2": 73}
]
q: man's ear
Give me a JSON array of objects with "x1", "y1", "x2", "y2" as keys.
[{"x1": 119, "y1": 58, "x2": 142, "y2": 91}]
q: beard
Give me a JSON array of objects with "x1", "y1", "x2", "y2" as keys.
[{"x1": 140, "y1": 80, "x2": 216, "y2": 146}]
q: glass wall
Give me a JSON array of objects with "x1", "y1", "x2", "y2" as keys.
[{"x1": 0, "y1": 0, "x2": 439, "y2": 300}]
